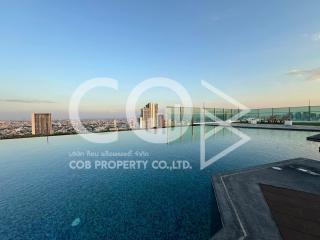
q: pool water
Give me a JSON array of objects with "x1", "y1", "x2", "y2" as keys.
[{"x1": 0, "y1": 126, "x2": 319, "y2": 240}]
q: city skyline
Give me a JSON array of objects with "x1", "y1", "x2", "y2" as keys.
[
  {"x1": 0, "y1": 0, "x2": 320, "y2": 120},
  {"x1": 1, "y1": 101, "x2": 320, "y2": 121}
]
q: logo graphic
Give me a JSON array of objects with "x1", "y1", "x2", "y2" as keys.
[
  {"x1": 200, "y1": 80, "x2": 251, "y2": 170},
  {"x1": 69, "y1": 78, "x2": 251, "y2": 169}
]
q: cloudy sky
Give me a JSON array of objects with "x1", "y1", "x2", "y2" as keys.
[{"x1": 0, "y1": 0, "x2": 319, "y2": 120}]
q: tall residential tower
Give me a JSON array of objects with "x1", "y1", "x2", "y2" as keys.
[
  {"x1": 139, "y1": 103, "x2": 158, "y2": 129},
  {"x1": 31, "y1": 113, "x2": 53, "y2": 135}
]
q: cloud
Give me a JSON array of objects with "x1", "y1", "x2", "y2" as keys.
[
  {"x1": 210, "y1": 16, "x2": 221, "y2": 22},
  {"x1": 287, "y1": 68, "x2": 320, "y2": 81},
  {"x1": 304, "y1": 32, "x2": 320, "y2": 42},
  {"x1": 0, "y1": 99, "x2": 56, "y2": 103},
  {"x1": 311, "y1": 32, "x2": 320, "y2": 41}
]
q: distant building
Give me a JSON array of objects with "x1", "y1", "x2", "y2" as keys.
[
  {"x1": 32, "y1": 113, "x2": 53, "y2": 135},
  {"x1": 139, "y1": 103, "x2": 158, "y2": 129},
  {"x1": 139, "y1": 107, "x2": 150, "y2": 129},
  {"x1": 129, "y1": 118, "x2": 138, "y2": 129},
  {"x1": 109, "y1": 119, "x2": 118, "y2": 131},
  {"x1": 157, "y1": 114, "x2": 165, "y2": 128}
]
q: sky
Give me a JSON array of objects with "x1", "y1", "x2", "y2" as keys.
[{"x1": 0, "y1": 0, "x2": 319, "y2": 120}]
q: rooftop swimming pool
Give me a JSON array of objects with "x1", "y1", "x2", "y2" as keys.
[{"x1": 0, "y1": 126, "x2": 319, "y2": 240}]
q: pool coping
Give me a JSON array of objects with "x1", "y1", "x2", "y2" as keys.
[{"x1": 207, "y1": 123, "x2": 320, "y2": 132}]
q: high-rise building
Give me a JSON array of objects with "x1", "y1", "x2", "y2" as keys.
[
  {"x1": 139, "y1": 103, "x2": 158, "y2": 129},
  {"x1": 140, "y1": 107, "x2": 150, "y2": 129},
  {"x1": 157, "y1": 114, "x2": 165, "y2": 128},
  {"x1": 31, "y1": 113, "x2": 53, "y2": 135}
]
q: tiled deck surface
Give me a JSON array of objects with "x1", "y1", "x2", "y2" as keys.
[{"x1": 211, "y1": 158, "x2": 320, "y2": 240}]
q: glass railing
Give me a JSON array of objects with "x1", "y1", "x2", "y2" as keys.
[{"x1": 166, "y1": 105, "x2": 320, "y2": 124}]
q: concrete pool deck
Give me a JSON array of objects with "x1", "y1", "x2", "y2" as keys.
[
  {"x1": 307, "y1": 133, "x2": 320, "y2": 142},
  {"x1": 211, "y1": 158, "x2": 320, "y2": 240}
]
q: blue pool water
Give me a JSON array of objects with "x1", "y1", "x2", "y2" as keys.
[{"x1": 0, "y1": 126, "x2": 319, "y2": 240}]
